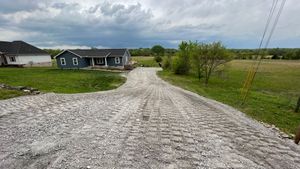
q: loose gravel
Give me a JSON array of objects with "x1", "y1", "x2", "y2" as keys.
[{"x1": 0, "y1": 67, "x2": 300, "y2": 169}]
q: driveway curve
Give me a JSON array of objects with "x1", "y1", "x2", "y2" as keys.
[{"x1": 0, "y1": 67, "x2": 299, "y2": 169}]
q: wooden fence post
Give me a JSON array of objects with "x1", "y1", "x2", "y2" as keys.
[{"x1": 295, "y1": 96, "x2": 300, "y2": 113}]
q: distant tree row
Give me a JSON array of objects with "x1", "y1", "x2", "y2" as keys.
[
  {"x1": 129, "y1": 48, "x2": 177, "y2": 56},
  {"x1": 131, "y1": 47, "x2": 300, "y2": 60},
  {"x1": 230, "y1": 48, "x2": 300, "y2": 60},
  {"x1": 44, "y1": 47, "x2": 176, "y2": 58},
  {"x1": 44, "y1": 49, "x2": 62, "y2": 59},
  {"x1": 44, "y1": 46, "x2": 300, "y2": 60}
]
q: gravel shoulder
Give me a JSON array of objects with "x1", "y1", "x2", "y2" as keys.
[{"x1": 0, "y1": 67, "x2": 299, "y2": 169}]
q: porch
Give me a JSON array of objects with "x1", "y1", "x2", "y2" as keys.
[
  {"x1": 87, "y1": 56, "x2": 123, "y2": 69},
  {"x1": 89, "y1": 57, "x2": 108, "y2": 67}
]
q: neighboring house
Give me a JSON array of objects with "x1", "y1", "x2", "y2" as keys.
[
  {"x1": 54, "y1": 49, "x2": 131, "y2": 69},
  {"x1": 0, "y1": 41, "x2": 51, "y2": 67}
]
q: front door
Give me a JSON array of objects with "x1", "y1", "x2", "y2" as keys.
[{"x1": 95, "y1": 58, "x2": 104, "y2": 65}]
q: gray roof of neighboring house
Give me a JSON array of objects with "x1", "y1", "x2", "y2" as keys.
[
  {"x1": 0, "y1": 41, "x2": 48, "y2": 55},
  {"x1": 66, "y1": 49, "x2": 128, "y2": 58}
]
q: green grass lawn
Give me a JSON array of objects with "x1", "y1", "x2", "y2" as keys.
[
  {"x1": 0, "y1": 88, "x2": 26, "y2": 100},
  {"x1": 131, "y1": 56, "x2": 159, "y2": 67},
  {"x1": 158, "y1": 60, "x2": 300, "y2": 134},
  {"x1": 0, "y1": 68, "x2": 126, "y2": 94}
]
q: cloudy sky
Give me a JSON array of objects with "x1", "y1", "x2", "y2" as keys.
[{"x1": 0, "y1": 0, "x2": 298, "y2": 49}]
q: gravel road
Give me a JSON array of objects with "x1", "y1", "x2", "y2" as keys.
[{"x1": 0, "y1": 67, "x2": 300, "y2": 169}]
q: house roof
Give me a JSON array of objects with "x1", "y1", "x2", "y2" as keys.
[
  {"x1": 0, "y1": 41, "x2": 48, "y2": 55},
  {"x1": 55, "y1": 49, "x2": 128, "y2": 58}
]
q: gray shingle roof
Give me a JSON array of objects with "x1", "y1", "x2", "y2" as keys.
[
  {"x1": 69, "y1": 49, "x2": 127, "y2": 58},
  {"x1": 0, "y1": 41, "x2": 48, "y2": 55}
]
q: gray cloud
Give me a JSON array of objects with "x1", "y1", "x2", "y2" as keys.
[
  {"x1": 100, "y1": 2, "x2": 125, "y2": 16},
  {"x1": 0, "y1": 0, "x2": 298, "y2": 49},
  {"x1": 52, "y1": 3, "x2": 66, "y2": 9},
  {"x1": 0, "y1": 0, "x2": 42, "y2": 13}
]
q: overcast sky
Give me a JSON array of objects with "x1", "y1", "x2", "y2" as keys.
[{"x1": 0, "y1": 0, "x2": 298, "y2": 49}]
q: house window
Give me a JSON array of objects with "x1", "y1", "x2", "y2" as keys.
[
  {"x1": 115, "y1": 57, "x2": 121, "y2": 64},
  {"x1": 96, "y1": 58, "x2": 104, "y2": 64},
  {"x1": 9, "y1": 56, "x2": 16, "y2": 62},
  {"x1": 60, "y1": 58, "x2": 66, "y2": 65},
  {"x1": 72, "y1": 58, "x2": 78, "y2": 65}
]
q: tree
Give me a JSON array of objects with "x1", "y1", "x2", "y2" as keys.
[
  {"x1": 285, "y1": 50, "x2": 296, "y2": 60},
  {"x1": 151, "y1": 45, "x2": 165, "y2": 56},
  {"x1": 129, "y1": 48, "x2": 152, "y2": 56},
  {"x1": 151, "y1": 45, "x2": 165, "y2": 63},
  {"x1": 172, "y1": 41, "x2": 191, "y2": 75},
  {"x1": 190, "y1": 41, "x2": 206, "y2": 79},
  {"x1": 44, "y1": 49, "x2": 62, "y2": 59},
  {"x1": 294, "y1": 49, "x2": 300, "y2": 60},
  {"x1": 162, "y1": 53, "x2": 172, "y2": 70},
  {"x1": 269, "y1": 48, "x2": 285, "y2": 59},
  {"x1": 201, "y1": 42, "x2": 230, "y2": 85}
]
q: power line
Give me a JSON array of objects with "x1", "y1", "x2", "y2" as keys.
[
  {"x1": 241, "y1": 0, "x2": 287, "y2": 104},
  {"x1": 264, "y1": 0, "x2": 286, "y2": 49},
  {"x1": 258, "y1": 0, "x2": 278, "y2": 52},
  {"x1": 254, "y1": 0, "x2": 286, "y2": 73},
  {"x1": 241, "y1": 0, "x2": 279, "y2": 102}
]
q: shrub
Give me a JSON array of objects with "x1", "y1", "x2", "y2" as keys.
[
  {"x1": 172, "y1": 42, "x2": 190, "y2": 75},
  {"x1": 154, "y1": 55, "x2": 162, "y2": 63},
  {"x1": 124, "y1": 64, "x2": 134, "y2": 70},
  {"x1": 172, "y1": 55, "x2": 190, "y2": 74},
  {"x1": 162, "y1": 55, "x2": 172, "y2": 70}
]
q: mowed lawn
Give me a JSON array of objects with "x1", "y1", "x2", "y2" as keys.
[
  {"x1": 131, "y1": 56, "x2": 159, "y2": 67},
  {"x1": 158, "y1": 60, "x2": 300, "y2": 134},
  {"x1": 0, "y1": 68, "x2": 126, "y2": 94}
]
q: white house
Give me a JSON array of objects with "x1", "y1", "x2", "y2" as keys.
[{"x1": 0, "y1": 41, "x2": 51, "y2": 67}]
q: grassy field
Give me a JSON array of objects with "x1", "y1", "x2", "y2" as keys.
[
  {"x1": 0, "y1": 68, "x2": 125, "y2": 94},
  {"x1": 0, "y1": 88, "x2": 26, "y2": 100},
  {"x1": 158, "y1": 60, "x2": 300, "y2": 134},
  {"x1": 131, "y1": 56, "x2": 159, "y2": 67}
]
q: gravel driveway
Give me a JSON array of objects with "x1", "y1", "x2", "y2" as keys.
[{"x1": 0, "y1": 67, "x2": 300, "y2": 169}]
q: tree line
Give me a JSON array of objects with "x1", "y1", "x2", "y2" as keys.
[
  {"x1": 44, "y1": 47, "x2": 300, "y2": 60},
  {"x1": 129, "y1": 48, "x2": 177, "y2": 56},
  {"x1": 44, "y1": 49, "x2": 62, "y2": 59},
  {"x1": 230, "y1": 48, "x2": 300, "y2": 60},
  {"x1": 130, "y1": 47, "x2": 300, "y2": 60},
  {"x1": 43, "y1": 48, "x2": 177, "y2": 58}
]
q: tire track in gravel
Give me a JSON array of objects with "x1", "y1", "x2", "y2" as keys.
[
  {"x1": 166, "y1": 87, "x2": 264, "y2": 168},
  {"x1": 165, "y1": 81, "x2": 300, "y2": 169},
  {"x1": 0, "y1": 67, "x2": 300, "y2": 169},
  {"x1": 0, "y1": 91, "x2": 142, "y2": 168}
]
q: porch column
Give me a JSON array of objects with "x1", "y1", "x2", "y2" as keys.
[
  {"x1": 105, "y1": 57, "x2": 108, "y2": 67},
  {"x1": 91, "y1": 58, "x2": 95, "y2": 67}
]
